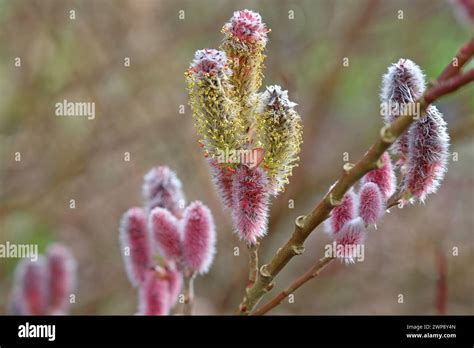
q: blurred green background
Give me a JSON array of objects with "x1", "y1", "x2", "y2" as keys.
[{"x1": 0, "y1": 0, "x2": 473, "y2": 314}]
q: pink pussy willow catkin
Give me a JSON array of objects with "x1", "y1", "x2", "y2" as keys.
[
  {"x1": 182, "y1": 201, "x2": 216, "y2": 274},
  {"x1": 119, "y1": 207, "x2": 152, "y2": 287}
]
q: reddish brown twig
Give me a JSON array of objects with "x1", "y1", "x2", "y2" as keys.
[
  {"x1": 252, "y1": 256, "x2": 335, "y2": 315},
  {"x1": 439, "y1": 38, "x2": 474, "y2": 81},
  {"x1": 435, "y1": 249, "x2": 448, "y2": 315}
]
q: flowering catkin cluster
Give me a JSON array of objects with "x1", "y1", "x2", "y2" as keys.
[
  {"x1": 8, "y1": 244, "x2": 77, "y2": 315},
  {"x1": 326, "y1": 58, "x2": 451, "y2": 263},
  {"x1": 119, "y1": 166, "x2": 216, "y2": 315},
  {"x1": 326, "y1": 153, "x2": 395, "y2": 263},
  {"x1": 186, "y1": 10, "x2": 302, "y2": 246},
  {"x1": 381, "y1": 58, "x2": 450, "y2": 203}
]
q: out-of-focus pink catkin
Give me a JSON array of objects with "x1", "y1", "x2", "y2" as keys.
[
  {"x1": 182, "y1": 201, "x2": 216, "y2": 274},
  {"x1": 362, "y1": 152, "x2": 396, "y2": 200},
  {"x1": 335, "y1": 218, "x2": 367, "y2": 264},
  {"x1": 138, "y1": 270, "x2": 170, "y2": 315},
  {"x1": 403, "y1": 105, "x2": 450, "y2": 203},
  {"x1": 358, "y1": 183, "x2": 385, "y2": 226},
  {"x1": 231, "y1": 166, "x2": 270, "y2": 245},
  {"x1": 119, "y1": 207, "x2": 152, "y2": 287},
  {"x1": 380, "y1": 59, "x2": 426, "y2": 163},
  {"x1": 46, "y1": 244, "x2": 77, "y2": 314},
  {"x1": 14, "y1": 257, "x2": 49, "y2": 315},
  {"x1": 209, "y1": 161, "x2": 235, "y2": 209},
  {"x1": 7, "y1": 291, "x2": 24, "y2": 315},
  {"x1": 149, "y1": 207, "x2": 182, "y2": 262},
  {"x1": 142, "y1": 166, "x2": 186, "y2": 218},
  {"x1": 325, "y1": 190, "x2": 358, "y2": 236}
]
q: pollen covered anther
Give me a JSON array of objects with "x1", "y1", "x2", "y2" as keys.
[
  {"x1": 221, "y1": 10, "x2": 270, "y2": 132},
  {"x1": 255, "y1": 85, "x2": 303, "y2": 194},
  {"x1": 186, "y1": 49, "x2": 246, "y2": 161}
]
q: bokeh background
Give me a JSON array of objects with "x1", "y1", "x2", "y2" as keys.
[{"x1": 0, "y1": 0, "x2": 473, "y2": 315}]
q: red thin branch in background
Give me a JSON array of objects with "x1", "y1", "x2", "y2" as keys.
[{"x1": 435, "y1": 249, "x2": 447, "y2": 315}]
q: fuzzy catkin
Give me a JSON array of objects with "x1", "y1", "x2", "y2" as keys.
[
  {"x1": 325, "y1": 190, "x2": 358, "y2": 236},
  {"x1": 186, "y1": 49, "x2": 247, "y2": 162},
  {"x1": 182, "y1": 201, "x2": 216, "y2": 274},
  {"x1": 149, "y1": 207, "x2": 182, "y2": 262},
  {"x1": 46, "y1": 244, "x2": 77, "y2": 314},
  {"x1": 231, "y1": 166, "x2": 270, "y2": 245},
  {"x1": 358, "y1": 183, "x2": 385, "y2": 226},
  {"x1": 138, "y1": 270, "x2": 170, "y2": 315},
  {"x1": 142, "y1": 166, "x2": 186, "y2": 218},
  {"x1": 13, "y1": 257, "x2": 49, "y2": 315},
  {"x1": 255, "y1": 85, "x2": 303, "y2": 194},
  {"x1": 402, "y1": 105, "x2": 450, "y2": 202},
  {"x1": 335, "y1": 218, "x2": 367, "y2": 264},
  {"x1": 380, "y1": 58, "x2": 426, "y2": 163},
  {"x1": 362, "y1": 152, "x2": 396, "y2": 200},
  {"x1": 221, "y1": 9, "x2": 269, "y2": 132},
  {"x1": 119, "y1": 207, "x2": 152, "y2": 287},
  {"x1": 209, "y1": 160, "x2": 235, "y2": 209}
]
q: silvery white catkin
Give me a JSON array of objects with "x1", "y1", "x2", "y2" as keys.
[
  {"x1": 380, "y1": 58, "x2": 426, "y2": 164},
  {"x1": 402, "y1": 105, "x2": 450, "y2": 202}
]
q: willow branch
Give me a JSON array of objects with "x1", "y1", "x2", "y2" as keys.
[
  {"x1": 439, "y1": 39, "x2": 474, "y2": 81},
  {"x1": 237, "y1": 38, "x2": 474, "y2": 315},
  {"x1": 252, "y1": 256, "x2": 335, "y2": 316},
  {"x1": 248, "y1": 242, "x2": 260, "y2": 288}
]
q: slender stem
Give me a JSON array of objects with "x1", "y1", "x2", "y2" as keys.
[
  {"x1": 248, "y1": 242, "x2": 260, "y2": 288},
  {"x1": 237, "y1": 38, "x2": 474, "y2": 315},
  {"x1": 439, "y1": 39, "x2": 474, "y2": 81},
  {"x1": 386, "y1": 191, "x2": 403, "y2": 210},
  {"x1": 253, "y1": 256, "x2": 335, "y2": 316},
  {"x1": 183, "y1": 273, "x2": 196, "y2": 315}
]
